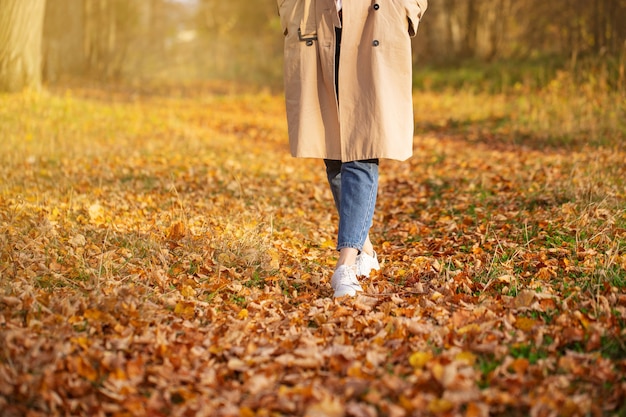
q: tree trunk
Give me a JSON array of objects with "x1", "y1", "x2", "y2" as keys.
[
  {"x1": 83, "y1": 0, "x2": 140, "y2": 80},
  {"x1": 486, "y1": 0, "x2": 510, "y2": 60},
  {"x1": 0, "y1": 0, "x2": 47, "y2": 92},
  {"x1": 43, "y1": 0, "x2": 85, "y2": 82},
  {"x1": 461, "y1": 0, "x2": 479, "y2": 58}
]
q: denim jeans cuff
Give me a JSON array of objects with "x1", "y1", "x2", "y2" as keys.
[{"x1": 336, "y1": 242, "x2": 363, "y2": 252}]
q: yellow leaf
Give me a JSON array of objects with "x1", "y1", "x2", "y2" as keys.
[
  {"x1": 347, "y1": 363, "x2": 364, "y2": 377},
  {"x1": 239, "y1": 407, "x2": 255, "y2": 417},
  {"x1": 110, "y1": 367, "x2": 127, "y2": 381},
  {"x1": 71, "y1": 336, "x2": 91, "y2": 350},
  {"x1": 320, "y1": 239, "x2": 335, "y2": 249},
  {"x1": 180, "y1": 285, "x2": 195, "y2": 298},
  {"x1": 84, "y1": 308, "x2": 105, "y2": 321},
  {"x1": 75, "y1": 357, "x2": 98, "y2": 382},
  {"x1": 455, "y1": 351, "x2": 477, "y2": 366},
  {"x1": 457, "y1": 323, "x2": 481, "y2": 334},
  {"x1": 430, "y1": 291, "x2": 443, "y2": 301},
  {"x1": 409, "y1": 351, "x2": 433, "y2": 368},
  {"x1": 209, "y1": 345, "x2": 222, "y2": 355},
  {"x1": 472, "y1": 246, "x2": 484, "y2": 255},
  {"x1": 428, "y1": 398, "x2": 453, "y2": 414},
  {"x1": 267, "y1": 248, "x2": 281, "y2": 269},
  {"x1": 514, "y1": 317, "x2": 537, "y2": 331},
  {"x1": 218, "y1": 252, "x2": 233, "y2": 264},
  {"x1": 432, "y1": 363, "x2": 445, "y2": 382},
  {"x1": 399, "y1": 395, "x2": 414, "y2": 411},
  {"x1": 574, "y1": 311, "x2": 590, "y2": 329},
  {"x1": 174, "y1": 302, "x2": 195, "y2": 318},
  {"x1": 166, "y1": 221, "x2": 186, "y2": 241}
]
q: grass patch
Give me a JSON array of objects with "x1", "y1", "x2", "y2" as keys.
[
  {"x1": 510, "y1": 343, "x2": 548, "y2": 365},
  {"x1": 600, "y1": 335, "x2": 626, "y2": 360}
]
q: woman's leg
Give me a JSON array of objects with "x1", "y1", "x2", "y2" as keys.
[
  {"x1": 324, "y1": 159, "x2": 378, "y2": 263},
  {"x1": 326, "y1": 159, "x2": 379, "y2": 297},
  {"x1": 336, "y1": 159, "x2": 379, "y2": 257}
]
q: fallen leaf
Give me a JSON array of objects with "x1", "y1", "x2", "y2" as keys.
[
  {"x1": 409, "y1": 351, "x2": 433, "y2": 369},
  {"x1": 513, "y1": 289, "x2": 535, "y2": 308},
  {"x1": 514, "y1": 317, "x2": 537, "y2": 331}
]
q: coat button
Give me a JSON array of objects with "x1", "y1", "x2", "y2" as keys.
[
  {"x1": 373, "y1": 3, "x2": 380, "y2": 10},
  {"x1": 372, "y1": 40, "x2": 380, "y2": 47},
  {"x1": 306, "y1": 40, "x2": 313, "y2": 46}
]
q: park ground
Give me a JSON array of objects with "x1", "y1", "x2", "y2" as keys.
[{"x1": 0, "y1": 74, "x2": 625, "y2": 416}]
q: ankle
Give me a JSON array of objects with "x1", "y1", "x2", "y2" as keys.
[
  {"x1": 361, "y1": 246, "x2": 374, "y2": 257},
  {"x1": 337, "y1": 247, "x2": 358, "y2": 268}
]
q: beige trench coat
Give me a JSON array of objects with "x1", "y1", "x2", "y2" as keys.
[{"x1": 278, "y1": 0, "x2": 427, "y2": 162}]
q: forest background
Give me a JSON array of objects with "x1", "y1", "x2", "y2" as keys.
[
  {"x1": 1, "y1": 0, "x2": 625, "y2": 91},
  {"x1": 1, "y1": 0, "x2": 626, "y2": 416}
]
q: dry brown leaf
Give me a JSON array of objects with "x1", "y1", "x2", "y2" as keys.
[{"x1": 513, "y1": 289, "x2": 536, "y2": 308}]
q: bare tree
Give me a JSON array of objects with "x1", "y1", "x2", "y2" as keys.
[
  {"x1": 43, "y1": 0, "x2": 85, "y2": 82},
  {"x1": 0, "y1": 0, "x2": 47, "y2": 92},
  {"x1": 35, "y1": 0, "x2": 626, "y2": 86},
  {"x1": 461, "y1": 0, "x2": 479, "y2": 58},
  {"x1": 591, "y1": 0, "x2": 626, "y2": 55}
]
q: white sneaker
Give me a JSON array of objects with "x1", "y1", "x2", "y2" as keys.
[
  {"x1": 331, "y1": 265, "x2": 363, "y2": 298},
  {"x1": 355, "y1": 251, "x2": 380, "y2": 277}
]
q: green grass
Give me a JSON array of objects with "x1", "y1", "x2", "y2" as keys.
[
  {"x1": 413, "y1": 56, "x2": 626, "y2": 151},
  {"x1": 601, "y1": 335, "x2": 626, "y2": 360},
  {"x1": 414, "y1": 55, "x2": 626, "y2": 94},
  {"x1": 510, "y1": 343, "x2": 548, "y2": 365}
]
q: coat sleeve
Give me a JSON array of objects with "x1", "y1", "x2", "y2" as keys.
[
  {"x1": 406, "y1": 0, "x2": 427, "y2": 37},
  {"x1": 277, "y1": 0, "x2": 316, "y2": 38},
  {"x1": 277, "y1": 0, "x2": 296, "y2": 36}
]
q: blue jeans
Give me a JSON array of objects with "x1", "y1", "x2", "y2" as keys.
[{"x1": 324, "y1": 159, "x2": 379, "y2": 251}]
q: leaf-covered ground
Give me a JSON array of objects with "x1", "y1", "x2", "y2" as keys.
[{"x1": 1, "y1": 84, "x2": 625, "y2": 416}]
